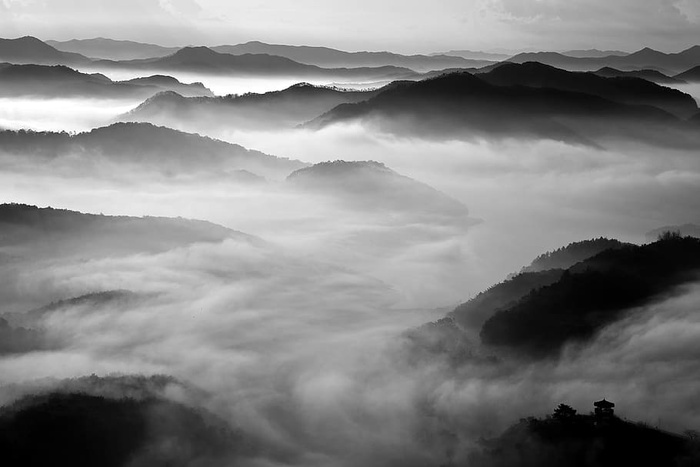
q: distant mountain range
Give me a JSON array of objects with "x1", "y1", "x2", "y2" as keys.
[
  {"x1": 48, "y1": 38, "x2": 494, "y2": 72},
  {"x1": 478, "y1": 62, "x2": 696, "y2": 118},
  {"x1": 508, "y1": 46, "x2": 700, "y2": 74},
  {"x1": 591, "y1": 66, "x2": 684, "y2": 85},
  {"x1": 560, "y1": 49, "x2": 629, "y2": 58},
  {"x1": 0, "y1": 63, "x2": 212, "y2": 98},
  {"x1": 95, "y1": 46, "x2": 420, "y2": 80},
  {"x1": 122, "y1": 82, "x2": 384, "y2": 132},
  {"x1": 0, "y1": 36, "x2": 90, "y2": 65},
  {"x1": 0, "y1": 122, "x2": 307, "y2": 180},
  {"x1": 47, "y1": 37, "x2": 180, "y2": 60},
  {"x1": 433, "y1": 49, "x2": 510, "y2": 61}
]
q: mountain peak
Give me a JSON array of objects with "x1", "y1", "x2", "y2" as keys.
[{"x1": 170, "y1": 46, "x2": 221, "y2": 59}]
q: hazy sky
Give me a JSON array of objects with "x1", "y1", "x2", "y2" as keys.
[{"x1": 1, "y1": 0, "x2": 699, "y2": 54}]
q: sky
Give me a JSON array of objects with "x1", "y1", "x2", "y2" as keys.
[{"x1": 0, "y1": 0, "x2": 699, "y2": 54}]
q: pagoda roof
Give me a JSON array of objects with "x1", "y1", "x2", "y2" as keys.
[{"x1": 594, "y1": 399, "x2": 615, "y2": 408}]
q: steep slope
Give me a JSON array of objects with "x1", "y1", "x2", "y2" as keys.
[
  {"x1": 521, "y1": 238, "x2": 629, "y2": 273},
  {"x1": 480, "y1": 236, "x2": 700, "y2": 357},
  {"x1": 450, "y1": 269, "x2": 565, "y2": 331},
  {"x1": 0, "y1": 122, "x2": 306, "y2": 179},
  {"x1": 675, "y1": 65, "x2": 700, "y2": 82}
]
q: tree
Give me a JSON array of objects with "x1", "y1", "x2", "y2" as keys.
[{"x1": 553, "y1": 403, "x2": 577, "y2": 421}]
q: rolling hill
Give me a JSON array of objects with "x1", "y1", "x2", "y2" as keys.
[
  {"x1": 479, "y1": 62, "x2": 697, "y2": 118},
  {"x1": 307, "y1": 71, "x2": 691, "y2": 147},
  {"x1": 97, "y1": 46, "x2": 419, "y2": 80},
  {"x1": 0, "y1": 63, "x2": 212, "y2": 98},
  {"x1": 0, "y1": 36, "x2": 91, "y2": 65},
  {"x1": 212, "y1": 41, "x2": 492, "y2": 72},
  {"x1": 0, "y1": 122, "x2": 306, "y2": 179},
  {"x1": 508, "y1": 45, "x2": 700, "y2": 74},
  {"x1": 123, "y1": 82, "x2": 383, "y2": 131}
]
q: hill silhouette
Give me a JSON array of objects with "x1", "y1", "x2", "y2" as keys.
[
  {"x1": 675, "y1": 65, "x2": 700, "y2": 83},
  {"x1": 0, "y1": 122, "x2": 306, "y2": 179},
  {"x1": 450, "y1": 269, "x2": 565, "y2": 331},
  {"x1": 124, "y1": 83, "x2": 382, "y2": 131},
  {"x1": 98, "y1": 46, "x2": 419, "y2": 80},
  {"x1": 521, "y1": 238, "x2": 629, "y2": 273},
  {"x1": 0, "y1": 376, "x2": 249, "y2": 467},
  {"x1": 508, "y1": 45, "x2": 700, "y2": 74},
  {"x1": 0, "y1": 36, "x2": 90, "y2": 65},
  {"x1": 0, "y1": 63, "x2": 212, "y2": 98},
  {"x1": 470, "y1": 404, "x2": 698, "y2": 467},
  {"x1": 480, "y1": 236, "x2": 700, "y2": 357},
  {"x1": 645, "y1": 224, "x2": 700, "y2": 242},
  {"x1": 47, "y1": 38, "x2": 179, "y2": 61},
  {"x1": 479, "y1": 62, "x2": 697, "y2": 118},
  {"x1": 308, "y1": 71, "x2": 694, "y2": 147},
  {"x1": 0, "y1": 203, "x2": 256, "y2": 263},
  {"x1": 287, "y1": 160, "x2": 476, "y2": 227},
  {"x1": 593, "y1": 66, "x2": 684, "y2": 85},
  {"x1": 561, "y1": 49, "x2": 629, "y2": 58},
  {"x1": 448, "y1": 239, "x2": 628, "y2": 332},
  {"x1": 212, "y1": 41, "x2": 492, "y2": 72}
]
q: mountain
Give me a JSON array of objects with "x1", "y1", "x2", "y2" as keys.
[
  {"x1": 211, "y1": 41, "x2": 492, "y2": 72},
  {"x1": 561, "y1": 49, "x2": 628, "y2": 58},
  {"x1": 117, "y1": 74, "x2": 213, "y2": 97},
  {"x1": 479, "y1": 62, "x2": 697, "y2": 118},
  {"x1": 47, "y1": 38, "x2": 179, "y2": 60},
  {"x1": 123, "y1": 83, "x2": 382, "y2": 132},
  {"x1": 450, "y1": 269, "x2": 565, "y2": 331},
  {"x1": 593, "y1": 66, "x2": 684, "y2": 85},
  {"x1": 675, "y1": 65, "x2": 700, "y2": 82},
  {"x1": 480, "y1": 236, "x2": 700, "y2": 357},
  {"x1": 520, "y1": 238, "x2": 630, "y2": 273},
  {"x1": 0, "y1": 317, "x2": 45, "y2": 355},
  {"x1": 0, "y1": 36, "x2": 90, "y2": 65},
  {"x1": 307, "y1": 71, "x2": 690, "y2": 146},
  {"x1": 470, "y1": 405, "x2": 696, "y2": 467},
  {"x1": 449, "y1": 238, "x2": 629, "y2": 332},
  {"x1": 287, "y1": 160, "x2": 476, "y2": 227},
  {"x1": 434, "y1": 49, "x2": 510, "y2": 61},
  {"x1": 0, "y1": 63, "x2": 213, "y2": 98},
  {"x1": 508, "y1": 45, "x2": 700, "y2": 74},
  {"x1": 0, "y1": 376, "x2": 248, "y2": 467},
  {"x1": 97, "y1": 46, "x2": 419, "y2": 80},
  {"x1": 0, "y1": 122, "x2": 306, "y2": 179},
  {"x1": 0, "y1": 203, "x2": 256, "y2": 262}
]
